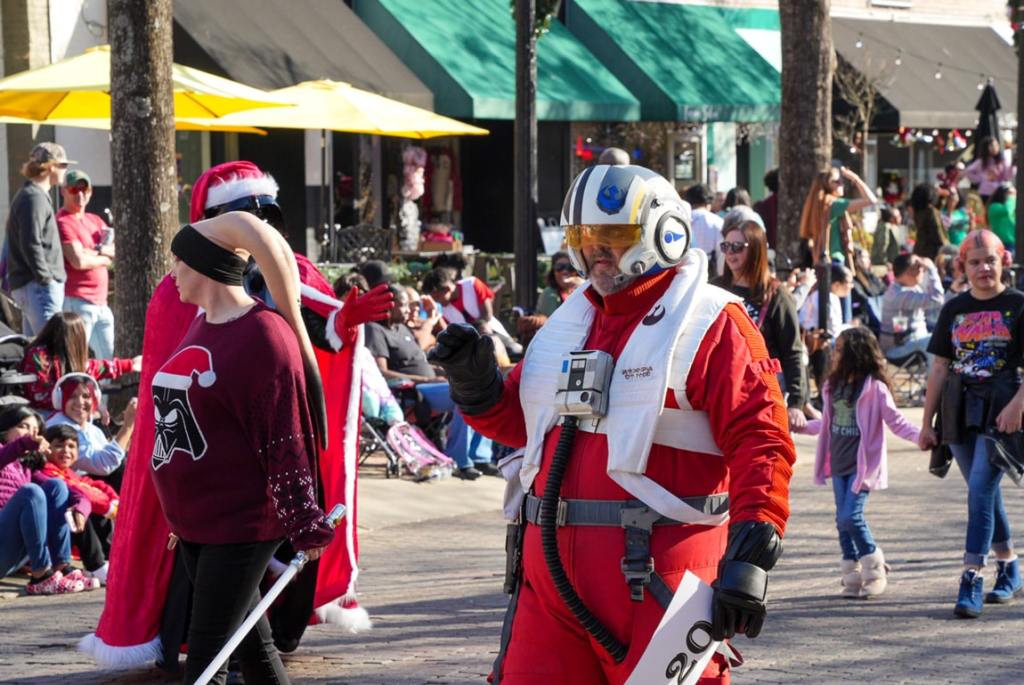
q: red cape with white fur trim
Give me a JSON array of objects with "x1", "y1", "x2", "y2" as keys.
[
  {"x1": 81, "y1": 276, "x2": 197, "y2": 666},
  {"x1": 293, "y1": 254, "x2": 364, "y2": 612}
]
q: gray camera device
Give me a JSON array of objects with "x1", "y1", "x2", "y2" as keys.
[{"x1": 556, "y1": 349, "x2": 615, "y2": 418}]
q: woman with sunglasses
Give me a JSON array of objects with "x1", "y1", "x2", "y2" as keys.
[
  {"x1": 714, "y1": 207, "x2": 807, "y2": 429},
  {"x1": 536, "y1": 251, "x2": 583, "y2": 317}
]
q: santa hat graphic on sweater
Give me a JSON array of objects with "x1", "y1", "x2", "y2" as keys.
[
  {"x1": 189, "y1": 160, "x2": 280, "y2": 223},
  {"x1": 152, "y1": 346, "x2": 216, "y2": 391}
]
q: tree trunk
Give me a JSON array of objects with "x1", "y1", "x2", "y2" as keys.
[
  {"x1": 778, "y1": 0, "x2": 834, "y2": 262},
  {"x1": 109, "y1": 0, "x2": 176, "y2": 357}
]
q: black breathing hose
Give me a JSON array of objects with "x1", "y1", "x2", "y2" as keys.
[{"x1": 539, "y1": 415, "x2": 629, "y2": 663}]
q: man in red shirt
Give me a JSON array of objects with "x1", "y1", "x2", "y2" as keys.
[
  {"x1": 57, "y1": 169, "x2": 115, "y2": 358},
  {"x1": 431, "y1": 165, "x2": 795, "y2": 684}
]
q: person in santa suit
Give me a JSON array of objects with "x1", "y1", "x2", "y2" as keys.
[
  {"x1": 78, "y1": 162, "x2": 387, "y2": 673},
  {"x1": 430, "y1": 165, "x2": 796, "y2": 684}
]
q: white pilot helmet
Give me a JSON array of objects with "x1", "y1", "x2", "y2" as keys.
[{"x1": 559, "y1": 164, "x2": 691, "y2": 283}]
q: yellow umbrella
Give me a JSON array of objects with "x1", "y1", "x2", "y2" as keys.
[
  {"x1": 0, "y1": 45, "x2": 288, "y2": 120},
  {"x1": 0, "y1": 115, "x2": 267, "y2": 135},
  {"x1": 182, "y1": 79, "x2": 489, "y2": 138}
]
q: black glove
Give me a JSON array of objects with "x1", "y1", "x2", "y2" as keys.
[
  {"x1": 711, "y1": 521, "x2": 782, "y2": 641},
  {"x1": 428, "y1": 323, "x2": 503, "y2": 415}
]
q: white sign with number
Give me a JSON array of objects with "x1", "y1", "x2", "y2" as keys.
[{"x1": 625, "y1": 571, "x2": 720, "y2": 685}]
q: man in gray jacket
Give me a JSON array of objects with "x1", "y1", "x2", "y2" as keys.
[{"x1": 6, "y1": 143, "x2": 72, "y2": 335}]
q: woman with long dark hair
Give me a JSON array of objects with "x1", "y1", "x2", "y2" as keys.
[
  {"x1": 19, "y1": 311, "x2": 140, "y2": 417},
  {"x1": 713, "y1": 206, "x2": 806, "y2": 428},
  {"x1": 965, "y1": 136, "x2": 1015, "y2": 202},
  {"x1": 909, "y1": 183, "x2": 949, "y2": 260},
  {"x1": 536, "y1": 251, "x2": 583, "y2": 317}
]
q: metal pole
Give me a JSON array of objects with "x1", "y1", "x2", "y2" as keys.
[
  {"x1": 514, "y1": 0, "x2": 539, "y2": 309},
  {"x1": 321, "y1": 129, "x2": 329, "y2": 259}
]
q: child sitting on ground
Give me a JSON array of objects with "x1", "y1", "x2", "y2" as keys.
[
  {"x1": 36, "y1": 423, "x2": 118, "y2": 584},
  {"x1": 797, "y1": 326, "x2": 920, "y2": 598}
]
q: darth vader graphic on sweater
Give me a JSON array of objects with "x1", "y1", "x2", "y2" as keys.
[{"x1": 151, "y1": 345, "x2": 215, "y2": 470}]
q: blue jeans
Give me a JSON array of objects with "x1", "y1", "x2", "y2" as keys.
[
  {"x1": 951, "y1": 432, "x2": 1013, "y2": 567},
  {"x1": 884, "y1": 334, "x2": 932, "y2": 366},
  {"x1": 12, "y1": 280, "x2": 64, "y2": 337},
  {"x1": 0, "y1": 479, "x2": 72, "y2": 576},
  {"x1": 418, "y1": 382, "x2": 493, "y2": 469},
  {"x1": 64, "y1": 296, "x2": 114, "y2": 359},
  {"x1": 832, "y1": 473, "x2": 876, "y2": 561}
]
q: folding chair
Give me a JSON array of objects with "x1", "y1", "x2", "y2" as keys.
[{"x1": 887, "y1": 350, "x2": 929, "y2": 407}]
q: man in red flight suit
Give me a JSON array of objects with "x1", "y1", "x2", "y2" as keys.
[{"x1": 431, "y1": 165, "x2": 796, "y2": 684}]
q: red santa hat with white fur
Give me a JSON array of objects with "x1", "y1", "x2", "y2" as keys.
[{"x1": 189, "y1": 160, "x2": 280, "y2": 223}]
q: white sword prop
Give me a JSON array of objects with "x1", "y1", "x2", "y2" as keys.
[{"x1": 195, "y1": 504, "x2": 347, "y2": 685}]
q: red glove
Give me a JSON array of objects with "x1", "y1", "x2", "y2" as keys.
[
  {"x1": 300, "y1": 282, "x2": 394, "y2": 349},
  {"x1": 336, "y1": 283, "x2": 394, "y2": 331},
  {"x1": 331, "y1": 282, "x2": 391, "y2": 348}
]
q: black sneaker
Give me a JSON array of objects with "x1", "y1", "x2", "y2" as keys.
[
  {"x1": 475, "y1": 462, "x2": 502, "y2": 477},
  {"x1": 455, "y1": 466, "x2": 482, "y2": 480}
]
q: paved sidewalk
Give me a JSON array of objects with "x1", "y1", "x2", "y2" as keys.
[{"x1": 2, "y1": 408, "x2": 1023, "y2": 684}]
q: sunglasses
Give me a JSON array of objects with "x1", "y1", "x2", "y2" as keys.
[
  {"x1": 66, "y1": 184, "x2": 90, "y2": 194},
  {"x1": 720, "y1": 240, "x2": 748, "y2": 254},
  {"x1": 203, "y1": 194, "x2": 280, "y2": 220},
  {"x1": 553, "y1": 263, "x2": 576, "y2": 273}
]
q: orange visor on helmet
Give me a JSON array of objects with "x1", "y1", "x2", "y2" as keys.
[{"x1": 564, "y1": 224, "x2": 642, "y2": 250}]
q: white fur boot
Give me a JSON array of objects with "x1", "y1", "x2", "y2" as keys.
[
  {"x1": 859, "y1": 548, "x2": 889, "y2": 598},
  {"x1": 840, "y1": 559, "x2": 862, "y2": 598}
]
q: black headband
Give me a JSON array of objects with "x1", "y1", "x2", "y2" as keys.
[{"x1": 170, "y1": 224, "x2": 247, "y2": 286}]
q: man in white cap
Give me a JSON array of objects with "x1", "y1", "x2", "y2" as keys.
[{"x1": 6, "y1": 142, "x2": 74, "y2": 335}]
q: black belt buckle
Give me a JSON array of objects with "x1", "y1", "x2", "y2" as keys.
[{"x1": 620, "y1": 556, "x2": 654, "y2": 602}]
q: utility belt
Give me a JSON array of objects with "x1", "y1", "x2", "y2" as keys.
[{"x1": 519, "y1": 492, "x2": 729, "y2": 609}]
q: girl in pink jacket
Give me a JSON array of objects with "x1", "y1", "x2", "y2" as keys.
[{"x1": 799, "y1": 326, "x2": 921, "y2": 598}]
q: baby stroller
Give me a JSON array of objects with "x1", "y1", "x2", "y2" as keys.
[
  {"x1": 0, "y1": 318, "x2": 34, "y2": 400},
  {"x1": 359, "y1": 351, "x2": 454, "y2": 481}
]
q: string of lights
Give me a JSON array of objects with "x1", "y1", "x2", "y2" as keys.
[{"x1": 849, "y1": 30, "x2": 1014, "y2": 88}]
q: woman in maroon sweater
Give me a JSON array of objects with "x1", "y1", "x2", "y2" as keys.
[{"x1": 151, "y1": 211, "x2": 333, "y2": 685}]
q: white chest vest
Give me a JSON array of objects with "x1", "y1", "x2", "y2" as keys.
[{"x1": 518, "y1": 251, "x2": 739, "y2": 526}]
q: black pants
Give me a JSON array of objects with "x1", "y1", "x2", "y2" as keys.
[
  {"x1": 73, "y1": 515, "x2": 112, "y2": 571},
  {"x1": 179, "y1": 538, "x2": 289, "y2": 685},
  {"x1": 268, "y1": 541, "x2": 318, "y2": 654}
]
